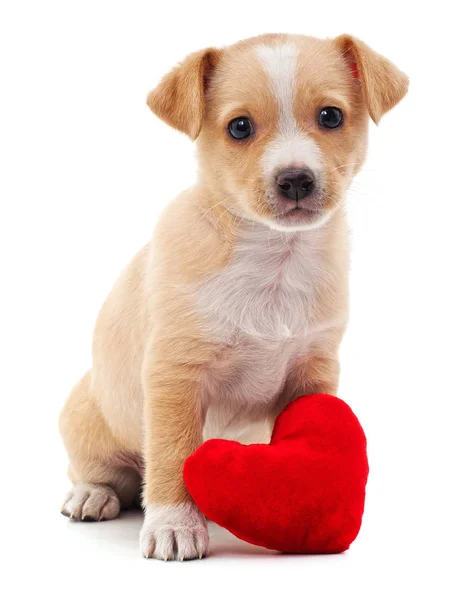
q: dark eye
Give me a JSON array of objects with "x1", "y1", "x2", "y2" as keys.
[
  {"x1": 318, "y1": 107, "x2": 343, "y2": 129},
  {"x1": 228, "y1": 117, "x2": 253, "y2": 140}
]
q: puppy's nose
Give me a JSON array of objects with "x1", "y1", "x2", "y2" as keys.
[{"x1": 276, "y1": 168, "x2": 315, "y2": 201}]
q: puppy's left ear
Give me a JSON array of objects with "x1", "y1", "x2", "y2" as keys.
[
  {"x1": 147, "y1": 48, "x2": 221, "y2": 140},
  {"x1": 335, "y1": 35, "x2": 409, "y2": 124}
]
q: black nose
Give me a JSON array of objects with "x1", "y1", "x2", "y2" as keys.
[{"x1": 276, "y1": 168, "x2": 315, "y2": 201}]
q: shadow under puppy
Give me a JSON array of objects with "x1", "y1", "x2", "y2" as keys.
[{"x1": 59, "y1": 33, "x2": 408, "y2": 560}]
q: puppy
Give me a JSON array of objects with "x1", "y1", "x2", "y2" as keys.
[{"x1": 59, "y1": 33, "x2": 408, "y2": 560}]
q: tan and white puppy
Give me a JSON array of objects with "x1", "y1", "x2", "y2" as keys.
[{"x1": 59, "y1": 34, "x2": 408, "y2": 560}]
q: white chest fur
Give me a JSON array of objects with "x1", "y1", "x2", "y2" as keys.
[
  {"x1": 197, "y1": 225, "x2": 338, "y2": 442},
  {"x1": 198, "y1": 226, "x2": 328, "y2": 341}
]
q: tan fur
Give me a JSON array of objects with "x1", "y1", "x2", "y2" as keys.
[
  {"x1": 335, "y1": 35, "x2": 409, "y2": 124},
  {"x1": 147, "y1": 48, "x2": 221, "y2": 139},
  {"x1": 59, "y1": 33, "x2": 407, "y2": 559}
]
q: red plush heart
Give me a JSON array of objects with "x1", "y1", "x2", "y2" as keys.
[{"x1": 184, "y1": 394, "x2": 369, "y2": 554}]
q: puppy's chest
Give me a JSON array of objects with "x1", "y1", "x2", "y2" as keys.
[
  {"x1": 197, "y1": 230, "x2": 324, "y2": 341},
  {"x1": 197, "y1": 230, "x2": 329, "y2": 440}
]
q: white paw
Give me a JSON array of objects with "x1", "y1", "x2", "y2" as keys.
[
  {"x1": 61, "y1": 483, "x2": 120, "y2": 521},
  {"x1": 140, "y1": 503, "x2": 209, "y2": 561}
]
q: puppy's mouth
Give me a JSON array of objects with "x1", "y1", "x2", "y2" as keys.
[
  {"x1": 262, "y1": 175, "x2": 329, "y2": 223},
  {"x1": 272, "y1": 203, "x2": 328, "y2": 228},
  {"x1": 281, "y1": 206, "x2": 319, "y2": 216}
]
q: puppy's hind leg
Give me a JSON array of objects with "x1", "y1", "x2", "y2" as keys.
[
  {"x1": 61, "y1": 482, "x2": 120, "y2": 522},
  {"x1": 59, "y1": 371, "x2": 142, "y2": 522}
]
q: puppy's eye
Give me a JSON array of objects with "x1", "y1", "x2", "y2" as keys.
[
  {"x1": 228, "y1": 117, "x2": 253, "y2": 140},
  {"x1": 318, "y1": 107, "x2": 343, "y2": 129}
]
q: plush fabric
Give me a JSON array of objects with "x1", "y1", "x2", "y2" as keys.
[{"x1": 184, "y1": 394, "x2": 369, "y2": 554}]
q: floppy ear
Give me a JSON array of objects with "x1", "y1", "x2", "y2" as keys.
[
  {"x1": 147, "y1": 48, "x2": 221, "y2": 140},
  {"x1": 335, "y1": 35, "x2": 409, "y2": 124}
]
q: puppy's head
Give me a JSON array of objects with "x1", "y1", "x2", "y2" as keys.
[{"x1": 148, "y1": 34, "x2": 408, "y2": 231}]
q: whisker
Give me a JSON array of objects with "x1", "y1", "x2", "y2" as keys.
[{"x1": 199, "y1": 198, "x2": 229, "y2": 218}]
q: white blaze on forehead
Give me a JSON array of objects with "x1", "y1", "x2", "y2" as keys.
[{"x1": 255, "y1": 43, "x2": 322, "y2": 177}]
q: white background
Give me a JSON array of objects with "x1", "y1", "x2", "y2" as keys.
[{"x1": 1, "y1": 1, "x2": 467, "y2": 598}]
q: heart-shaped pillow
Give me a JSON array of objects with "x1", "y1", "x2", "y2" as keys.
[{"x1": 184, "y1": 394, "x2": 369, "y2": 554}]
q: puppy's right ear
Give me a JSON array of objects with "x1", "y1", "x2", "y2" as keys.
[
  {"x1": 147, "y1": 48, "x2": 221, "y2": 140},
  {"x1": 335, "y1": 35, "x2": 409, "y2": 124}
]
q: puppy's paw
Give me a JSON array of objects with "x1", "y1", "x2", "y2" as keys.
[
  {"x1": 140, "y1": 503, "x2": 209, "y2": 561},
  {"x1": 61, "y1": 483, "x2": 120, "y2": 522}
]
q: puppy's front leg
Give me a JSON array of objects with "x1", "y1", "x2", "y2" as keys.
[
  {"x1": 140, "y1": 335, "x2": 209, "y2": 561},
  {"x1": 278, "y1": 337, "x2": 343, "y2": 413}
]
